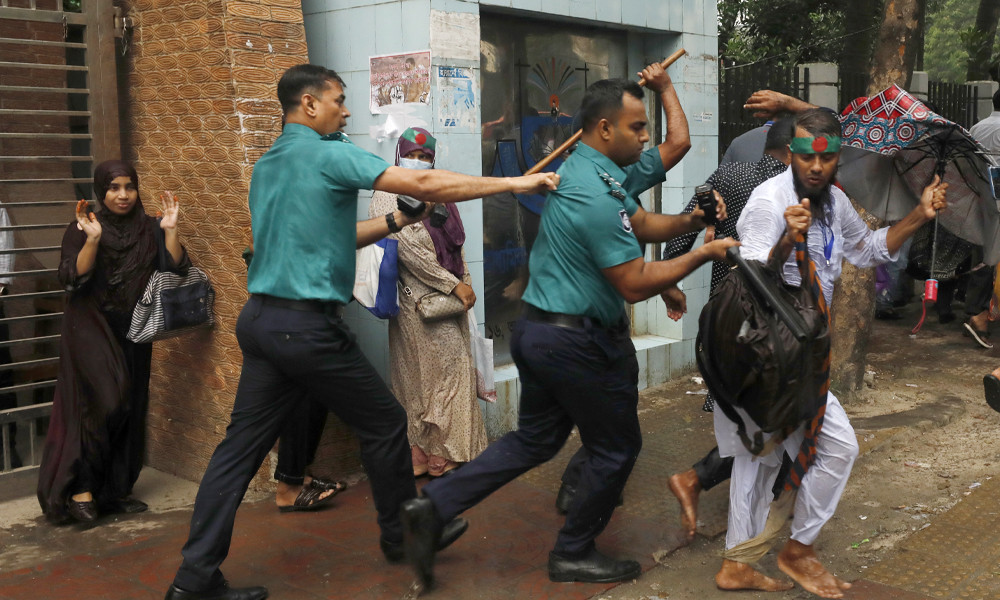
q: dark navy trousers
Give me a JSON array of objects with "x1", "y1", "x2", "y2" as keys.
[
  {"x1": 422, "y1": 315, "x2": 641, "y2": 557},
  {"x1": 173, "y1": 296, "x2": 415, "y2": 591}
]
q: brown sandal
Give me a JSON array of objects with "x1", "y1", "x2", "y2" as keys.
[{"x1": 278, "y1": 480, "x2": 344, "y2": 513}]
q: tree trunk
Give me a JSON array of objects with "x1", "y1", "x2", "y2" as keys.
[
  {"x1": 829, "y1": 203, "x2": 881, "y2": 398},
  {"x1": 838, "y1": 0, "x2": 884, "y2": 87},
  {"x1": 830, "y1": 0, "x2": 925, "y2": 398},
  {"x1": 868, "y1": 0, "x2": 926, "y2": 91},
  {"x1": 966, "y1": 0, "x2": 1000, "y2": 80}
]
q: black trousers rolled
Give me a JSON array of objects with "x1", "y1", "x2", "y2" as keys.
[
  {"x1": 274, "y1": 395, "x2": 328, "y2": 486},
  {"x1": 423, "y1": 315, "x2": 641, "y2": 557},
  {"x1": 172, "y1": 297, "x2": 415, "y2": 592}
]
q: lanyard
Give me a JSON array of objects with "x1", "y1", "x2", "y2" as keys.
[{"x1": 818, "y1": 221, "x2": 834, "y2": 266}]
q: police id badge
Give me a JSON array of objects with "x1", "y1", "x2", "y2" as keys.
[{"x1": 619, "y1": 209, "x2": 633, "y2": 232}]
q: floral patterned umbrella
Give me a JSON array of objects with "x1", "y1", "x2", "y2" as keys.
[{"x1": 836, "y1": 84, "x2": 1000, "y2": 263}]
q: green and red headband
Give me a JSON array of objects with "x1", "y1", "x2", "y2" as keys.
[{"x1": 789, "y1": 134, "x2": 841, "y2": 154}]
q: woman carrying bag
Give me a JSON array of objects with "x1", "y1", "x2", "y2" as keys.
[
  {"x1": 37, "y1": 160, "x2": 191, "y2": 524},
  {"x1": 368, "y1": 128, "x2": 488, "y2": 478}
]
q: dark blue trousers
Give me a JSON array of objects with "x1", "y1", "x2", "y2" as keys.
[
  {"x1": 422, "y1": 315, "x2": 641, "y2": 556},
  {"x1": 173, "y1": 297, "x2": 415, "y2": 591}
]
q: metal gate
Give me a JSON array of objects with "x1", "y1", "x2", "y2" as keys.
[{"x1": 0, "y1": 0, "x2": 121, "y2": 492}]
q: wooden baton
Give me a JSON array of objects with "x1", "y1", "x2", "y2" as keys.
[{"x1": 524, "y1": 48, "x2": 687, "y2": 176}]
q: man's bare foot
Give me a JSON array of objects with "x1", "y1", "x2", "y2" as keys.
[
  {"x1": 668, "y1": 469, "x2": 701, "y2": 543},
  {"x1": 777, "y1": 539, "x2": 852, "y2": 598},
  {"x1": 275, "y1": 476, "x2": 333, "y2": 508},
  {"x1": 715, "y1": 559, "x2": 794, "y2": 591}
]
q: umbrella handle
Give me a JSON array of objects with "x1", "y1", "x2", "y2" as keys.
[{"x1": 524, "y1": 48, "x2": 687, "y2": 176}]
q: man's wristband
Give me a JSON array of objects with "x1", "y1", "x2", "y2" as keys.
[{"x1": 385, "y1": 212, "x2": 402, "y2": 233}]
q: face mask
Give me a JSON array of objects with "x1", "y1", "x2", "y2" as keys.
[{"x1": 399, "y1": 157, "x2": 433, "y2": 170}]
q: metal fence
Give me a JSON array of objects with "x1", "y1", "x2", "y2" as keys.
[
  {"x1": 839, "y1": 71, "x2": 870, "y2": 110},
  {"x1": 926, "y1": 80, "x2": 980, "y2": 130},
  {"x1": 719, "y1": 62, "x2": 807, "y2": 162},
  {"x1": 0, "y1": 0, "x2": 122, "y2": 486}
]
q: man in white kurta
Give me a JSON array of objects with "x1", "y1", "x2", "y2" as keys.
[{"x1": 714, "y1": 108, "x2": 949, "y2": 599}]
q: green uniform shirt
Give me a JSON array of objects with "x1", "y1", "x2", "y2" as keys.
[
  {"x1": 247, "y1": 123, "x2": 390, "y2": 303},
  {"x1": 521, "y1": 143, "x2": 667, "y2": 326}
]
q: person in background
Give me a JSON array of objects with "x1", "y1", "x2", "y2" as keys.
[
  {"x1": 368, "y1": 127, "x2": 488, "y2": 479},
  {"x1": 37, "y1": 160, "x2": 190, "y2": 524}
]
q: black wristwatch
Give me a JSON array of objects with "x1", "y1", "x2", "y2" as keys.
[{"x1": 385, "y1": 212, "x2": 402, "y2": 233}]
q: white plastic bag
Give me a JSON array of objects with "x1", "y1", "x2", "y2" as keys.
[
  {"x1": 353, "y1": 238, "x2": 399, "y2": 318},
  {"x1": 468, "y1": 311, "x2": 496, "y2": 403}
]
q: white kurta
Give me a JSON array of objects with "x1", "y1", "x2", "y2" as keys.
[{"x1": 716, "y1": 168, "x2": 896, "y2": 549}]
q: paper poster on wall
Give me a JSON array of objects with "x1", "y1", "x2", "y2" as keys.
[
  {"x1": 435, "y1": 66, "x2": 478, "y2": 131},
  {"x1": 369, "y1": 50, "x2": 431, "y2": 114}
]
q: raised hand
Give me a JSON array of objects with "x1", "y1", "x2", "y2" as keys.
[
  {"x1": 638, "y1": 62, "x2": 671, "y2": 94},
  {"x1": 919, "y1": 174, "x2": 948, "y2": 220},
  {"x1": 160, "y1": 191, "x2": 180, "y2": 230},
  {"x1": 75, "y1": 199, "x2": 101, "y2": 240},
  {"x1": 784, "y1": 199, "x2": 812, "y2": 239}
]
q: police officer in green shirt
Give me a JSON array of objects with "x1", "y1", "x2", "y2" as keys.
[
  {"x1": 165, "y1": 64, "x2": 559, "y2": 600},
  {"x1": 402, "y1": 62, "x2": 740, "y2": 589}
]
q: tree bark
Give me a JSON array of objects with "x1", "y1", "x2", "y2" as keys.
[
  {"x1": 838, "y1": 0, "x2": 884, "y2": 86},
  {"x1": 966, "y1": 0, "x2": 1000, "y2": 80},
  {"x1": 868, "y1": 0, "x2": 926, "y2": 91},
  {"x1": 830, "y1": 0, "x2": 925, "y2": 398}
]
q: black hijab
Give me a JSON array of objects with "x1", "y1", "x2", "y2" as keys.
[{"x1": 90, "y1": 160, "x2": 158, "y2": 311}]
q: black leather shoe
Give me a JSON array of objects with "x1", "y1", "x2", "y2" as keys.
[
  {"x1": 66, "y1": 500, "x2": 98, "y2": 523},
  {"x1": 555, "y1": 483, "x2": 624, "y2": 515},
  {"x1": 382, "y1": 517, "x2": 469, "y2": 563},
  {"x1": 548, "y1": 548, "x2": 641, "y2": 583},
  {"x1": 164, "y1": 582, "x2": 268, "y2": 600},
  {"x1": 104, "y1": 497, "x2": 149, "y2": 514},
  {"x1": 401, "y1": 497, "x2": 442, "y2": 589}
]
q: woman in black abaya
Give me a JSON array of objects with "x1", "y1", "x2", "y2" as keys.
[{"x1": 37, "y1": 160, "x2": 190, "y2": 524}]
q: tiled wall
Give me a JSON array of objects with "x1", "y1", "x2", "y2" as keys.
[{"x1": 303, "y1": 0, "x2": 719, "y2": 436}]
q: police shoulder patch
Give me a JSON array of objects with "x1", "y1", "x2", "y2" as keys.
[{"x1": 619, "y1": 208, "x2": 633, "y2": 232}]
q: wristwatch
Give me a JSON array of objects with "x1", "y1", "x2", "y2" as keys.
[{"x1": 385, "y1": 212, "x2": 402, "y2": 233}]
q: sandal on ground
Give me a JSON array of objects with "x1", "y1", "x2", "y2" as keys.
[
  {"x1": 985, "y1": 375, "x2": 1000, "y2": 413},
  {"x1": 307, "y1": 478, "x2": 347, "y2": 494},
  {"x1": 278, "y1": 481, "x2": 342, "y2": 513},
  {"x1": 963, "y1": 321, "x2": 994, "y2": 349},
  {"x1": 428, "y1": 460, "x2": 460, "y2": 478}
]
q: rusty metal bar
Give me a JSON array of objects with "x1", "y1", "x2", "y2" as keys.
[
  {"x1": 0, "y1": 7, "x2": 86, "y2": 24},
  {"x1": 0, "y1": 61, "x2": 88, "y2": 71},
  {"x1": 0, "y1": 109, "x2": 91, "y2": 117},
  {"x1": 0, "y1": 133, "x2": 91, "y2": 139},
  {"x1": 0, "y1": 334, "x2": 60, "y2": 349},
  {"x1": 0, "y1": 36, "x2": 86, "y2": 48},
  {"x1": 0, "y1": 85, "x2": 89, "y2": 94}
]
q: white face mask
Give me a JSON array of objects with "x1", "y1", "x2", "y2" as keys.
[{"x1": 399, "y1": 157, "x2": 433, "y2": 170}]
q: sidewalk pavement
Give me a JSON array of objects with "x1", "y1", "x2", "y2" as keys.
[{"x1": 1, "y1": 304, "x2": 998, "y2": 600}]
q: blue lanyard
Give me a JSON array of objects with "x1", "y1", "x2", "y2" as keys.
[{"x1": 818, "y1": 221, "x2": 834, "y2": 266}]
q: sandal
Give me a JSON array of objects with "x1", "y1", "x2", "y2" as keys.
[
  {"x1": 278, "y1": 480, "x2": 344, "y2": 513},
  {"x1": 985, "y1": 374, "x2": 1000, "y2": 413},
  {"x1": 307, "y1": 478, "x2": 347, "y2": 494},
  {"x1": 964, "y1": 321, "x2": 994, "y2": 349}
]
